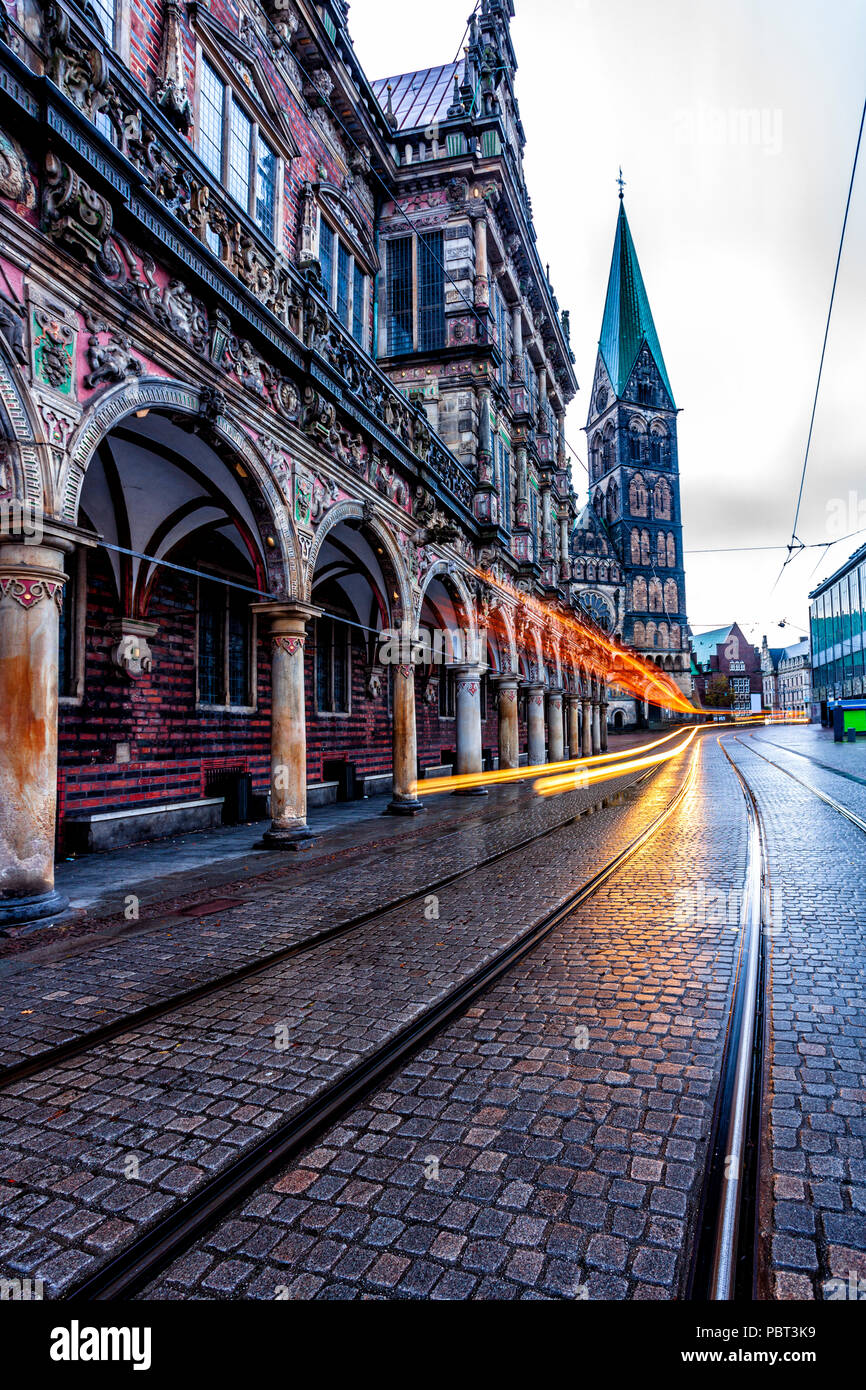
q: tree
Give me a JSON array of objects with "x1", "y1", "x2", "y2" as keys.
[{"x1": 703, "y1": 674, "x2": 733, "y2": 709}]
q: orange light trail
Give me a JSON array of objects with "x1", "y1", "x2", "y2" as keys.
[{"x1": 472, "y1": 566, "x2": 700, "y2": 715}]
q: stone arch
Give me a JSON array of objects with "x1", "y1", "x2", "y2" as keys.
[
  {"x1": 0, "y1": 341, "x2": 46, "y2": 510},
  {"x1": 415, "y1": 559, "x2": 478, "y2": 657},
  {"x1": 63, "y1": 377, "x2": 300, "y2": 599},
  {"x1": 495, "y1": 603, "x2": 519, "y2": 675},
  {"x1": 306, "y1": 501, "x2": 412, "y2": 622}
]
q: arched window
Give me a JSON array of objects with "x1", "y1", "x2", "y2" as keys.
[
  {"x1": 664, "y1": 578, "x2": 678, "y2": 612},
  {"x1": 633, "y1": 621, "x2": 646, "y2": 646},
  {"x1": 575, "y1": 559, "x2": 585, "y2": 580},
  {"x1": 640, "y1": 530, "x2": 651, "y2": 566},
  {"x1": 632, "y1": 577, "x2": 647, "y2": 609},
  {"x1": 629, "y1": 429, "x2": 642, "y2": 462},
  {"x1": 630, "y1": 528, "x2": 641, "y2": 564},
  {"x1": 590, "y1": 433, "x2": 603, "y2": 481},
  {"x1": 629, "y1": 473, "x2": 648, "y2": 517},
  {"x1": 645, "y1": 620, "x2": 657, "y2": 648},
  {"x1": 602, "y1": 424, "x2": 615, "y2": 472},
  {"x1": 654, "y1": 478, "x2": 671, "y2": 520},
  {"x1": 667, "y1": 533, "x2": 676, "y2": 567},
  {"x1": 586, "y1": 561, "x2": 596, "y2": 581},
  {"x1": 670, "y1": 623, "x2": 680, "y2": 649},
  {"x1": 649, "y1": 578, "x2": 663, "y2": 612},
  {"x1": 598, "y1": 563, "x2": 607, "y2": 583},
  {"x1": 657, "y1": 532, "x2": 667, "y2": 567},
  {"x1": 657, "y1": 622, "x2": 669, "y2": 649}
]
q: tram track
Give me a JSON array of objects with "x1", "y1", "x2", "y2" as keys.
[
  {"x1": 56, "y1": 743, "x2": 703, "y2": 1300},
  {"x1": 739, "y1": 735, "x2": 866, "y2": 834},
  {"x1": 688, "y1": 735, "x2": 770, "y2": 1301},
  {"x1": 0, "y1": 761, "x2": 665, "y2": 1092}
]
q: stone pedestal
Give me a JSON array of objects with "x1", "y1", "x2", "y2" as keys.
[
  {"x1": 567, "y1": 695, "x2": 582, "y2": 761},
  {"x1": 548, "y1": 690, "x2": 564, "y2": 763},
  {"x1": 581, "y1": 698, "x2": 593, "y2": 757},
  {"x1": 454, "y1": 664, "x2": 487, "y2": 794},
  {"x1": 387, "y1": 662, "x2": 424, "y2": 815},
  {"x1": 526, "y1": 685, "x2": 546, "y2": 766},
  {"x1": 256, "y1": 602, "x2": 320, "y2": 849},
  {"x1": 494, "y1": 674, "x2": 520, "y2": 771},
  {"x1": 0, "y1": 539, "x2": 69, "y2": 930}
]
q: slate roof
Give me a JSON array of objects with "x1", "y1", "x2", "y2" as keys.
[{"x1": 691, "y1": 625, "x2": 734, "y2": 668}]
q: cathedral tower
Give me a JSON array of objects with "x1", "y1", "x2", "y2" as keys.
[{"x1": 574, "y1": 190, "x2": 691, "y2": 699}]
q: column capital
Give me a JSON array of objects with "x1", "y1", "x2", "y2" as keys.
[
  {"x1": 253, "y1": 599, "x2": 322, "y2": 625},
  {"x1": 491, "y1": 672, "x2": 519, "y2": 690}
]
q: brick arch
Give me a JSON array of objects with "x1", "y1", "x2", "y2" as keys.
[{"x1": 62, "y1": 377, "x2": 300, "y2": 600}]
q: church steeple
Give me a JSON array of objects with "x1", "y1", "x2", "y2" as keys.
[
  {"x1": 574, "y1": 190, "x2": 692, "y2": 708},
  {"x1": 598, "y1": 199, "x2": 675, "y2": 408}
]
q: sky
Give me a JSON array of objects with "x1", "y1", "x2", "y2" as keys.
[{"x1": 347, "y1": 0, "x2": 866, "y2": 648}]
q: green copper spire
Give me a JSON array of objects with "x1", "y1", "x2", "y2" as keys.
[{"x1": 598, "y1": 198, "x2": 675, "y2": 408}]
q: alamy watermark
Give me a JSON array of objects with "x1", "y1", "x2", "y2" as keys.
[
  {"x1": 377, "y1": 626, "x2": 487, "y2": 667},
  {"x1": 674, "y1": 105, "x2": 783, "y2": 157},
  {"x1": 0, "y1": 498, "x2": 43, "y2": 544}
]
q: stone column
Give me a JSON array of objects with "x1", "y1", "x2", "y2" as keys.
[
  {"x1": 388, "y1": 661, "x2": 424, "y2": 815},
  {"x1": 494, "y1": 674, "x2": 520, "y2": 771},
  {"x1": 592, "y1": 699, "x2": 602, "y2": 755},
  {"x1": 473, "y1": 210, "x2": 489, "y2": 309},
  {"x1": 515, "y1": 444, "x2": 529, "y2": 528},
  {"x1": 541, "y1": 480, "x2": 553, "y2": 558},
  {"x1": 567, "y1": 694, "x2": 582, "y2": 761},
  {"x1": 0, "y1": 538, "x2": 69, "y2": 930},
  {"x1": 257, "y1": 601, "x2": 320, "y2": 850},
  {"x1": 581, "y1": 696, "x2": 593, "y2": 757},
  {"x1": 511, "y1": 305, "x2": 523, "y2": 376},
  {"x1": 548, "y1": 689, "x2": 565, "y2": 763},
  {"x1": 559, "y1": 511, "x2": 571, "y2": 580},
  {"x1": 454, "y1": 664, "x2": 487, "y2": 794},
  {"x1": 526, "y1": 684, "x2": 546, "y2": 766},
  {"x1": 600, "y1": 697, "x2": 610, "y2": 753}
]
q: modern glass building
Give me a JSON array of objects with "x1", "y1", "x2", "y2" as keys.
[{"x1": 809, "y1": 543, "x2": 866, "y2": 722}]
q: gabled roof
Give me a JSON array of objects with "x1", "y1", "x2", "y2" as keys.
[
  {"x1": 691, "y1": 625, "x2": 734, "y2": 667},
  {"x1": 599, "y1": 200, "x2": 675, "y2": 407},
  {"x1": 372, "y1": 65, "x2": 459, "y2": 133},
  {"x1": 782, "y1": 639, "x2": 810, "y2": 661}
]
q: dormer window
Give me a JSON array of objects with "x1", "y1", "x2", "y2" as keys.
[{"x1": 198, "y1": 59, "x2": 280, "y2": 242}]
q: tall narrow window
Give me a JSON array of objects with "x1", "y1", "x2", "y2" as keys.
[
  {"x1": 319, "y1": 219, "x2": 335, "y2": 304},
  {"x1": 198, "y1": 581, "x2": 226, "y2": 706},
  {"x1": 352, "y1": 261, "x2": 366, "y2": 345},
  {"x1": 498, "y1": 439, "x2": 511, "y2": 532},
  {"x1": 198, "y1": 579, "x2": 252, "y2": 707},
  {"x1": 228, "y1": 100, "x2": 253, "y2": 208},
  {"x1": 336, "y1": 242, "x2": 351, "y2": 327},
  {"x1": 387, "y1": 236, "x2": 414, "y2": 354},
  {"x1": 199, "y1": 62, "x2": 226, "y2": 179},
  {"x1": 255, "y1": 138, "x2": 277, "y2": 241},
  {"x1": 418, "y1": 232, "x2": 445, "y2": 350},
  {"x1": 91, "y1": 0, "x2": 116, "y2": 44},
  {"x1": 316, "y1": 617, "x2": 350, "y2": 714}
]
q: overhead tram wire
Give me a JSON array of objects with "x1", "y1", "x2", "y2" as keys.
[{"x1": 771, "y1": 88, "x2": 866, "y2": 596}]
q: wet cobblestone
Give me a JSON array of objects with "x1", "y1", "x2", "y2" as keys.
[
  {"x1": 139, "y1": 736, "x2": 748, "y2": 1300},
  {"x1": 0, "y1": 751, "x2": 701, "y2": 1295},
  {"x1": 0, "y1": 767, "x2": 651, "y2": 1073},
  {"x1": 726, "y1": 735, "x2": 866, "y2": 1302}
]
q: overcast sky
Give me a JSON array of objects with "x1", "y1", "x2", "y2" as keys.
[{"x1": 348, "y1": 0, "x2": 866, "y2": 647}]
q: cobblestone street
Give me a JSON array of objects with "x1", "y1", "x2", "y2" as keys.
[{"x1": 0, "y1": 723, "x2": 863, "y2": 1307}]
